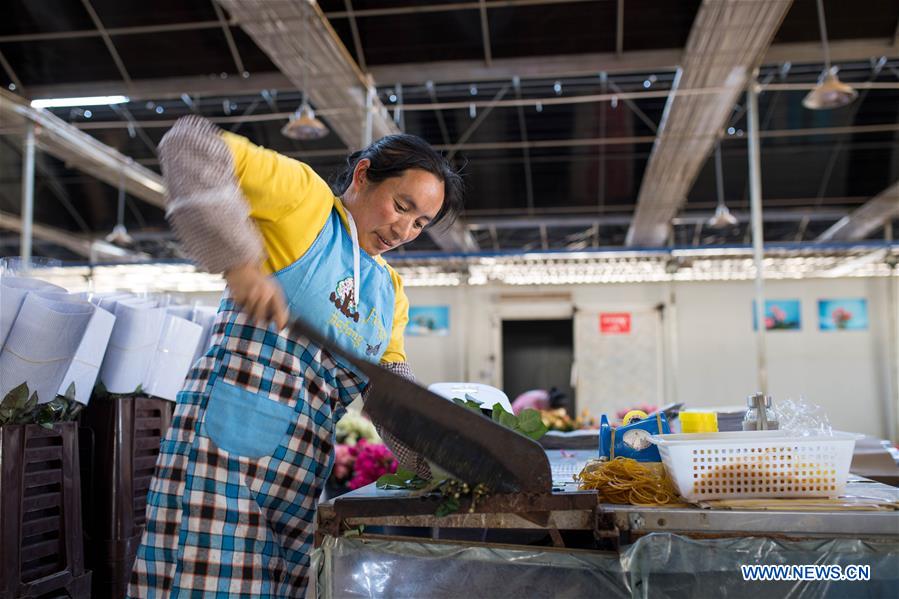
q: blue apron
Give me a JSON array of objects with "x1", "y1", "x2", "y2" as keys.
[
  {"x1": 276, "y1": 206, "x2": 395, "y2": 374},
  {"x1": 130, "y1": 203, "x2": 396, "y2": 598}
]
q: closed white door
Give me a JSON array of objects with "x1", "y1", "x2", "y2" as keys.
[{"x1": 574, "y1": 305, "x2": 664, "y2": 418}]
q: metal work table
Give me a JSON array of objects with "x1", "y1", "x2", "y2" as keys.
[
  {"x1": 313, "y1": 451, "x2": 899, "y2": 598},
  {"x1": 317, "y1": 451, "x2": 899, "y2": 545}
]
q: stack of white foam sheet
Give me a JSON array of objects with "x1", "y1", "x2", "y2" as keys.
[
  {"x1": 190, "y1": 305, "x2": 218, "y2": 363},
  {"x1": 165, "y1": 305, "x2": 194, "y2": 320},
  {"x1": 0, "y1": 276, "x2": 66, "y2": 349},
  {"x1": 143, "y1": 313, "x2": 203, "y2": 401},
  {"x1": 90, "y1": 292, "x2": 141, "y2": 313},
  {"x1": 0, "y1": 293, "x2": 95, "y2": 403},
  {"x1": 57, "y1": 305, "x2": 116, "y2": 404},
  {"x1": 99, "y1": 300, "x2": 167, "y2": 394}
]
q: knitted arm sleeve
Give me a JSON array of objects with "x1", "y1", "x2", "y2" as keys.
[
  {"x1": 159, "y1": 115, "x2": 264, "y2": 273},
  {"x1": 368, "y1": 361, "x2": 433, "y2": 479}
]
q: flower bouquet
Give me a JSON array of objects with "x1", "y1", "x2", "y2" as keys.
[{"x1": 329, "y1": 411, "x2": 397, "y2": 497}]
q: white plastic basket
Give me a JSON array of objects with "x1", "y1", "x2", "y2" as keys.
[{"x1": 649, "y1": 430, "x2": 862, "y2": 502}]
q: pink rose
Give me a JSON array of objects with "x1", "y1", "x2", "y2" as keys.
[
  {"x1": 332, "y1": 443, "x2": 355, "y2": 482},
  {"x1": 348, "y1": 442, "x2": 398, "y2": 490}
]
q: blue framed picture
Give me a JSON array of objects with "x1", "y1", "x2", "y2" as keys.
[
  {"x1": 752, "y1": 299, "x2": 801, "y2": 331},
  {"x1": 406, "y1": 306, "x2": 450, "y2": 336},
  {"x1": 818, "y1": 299, "x2": 868, "y2": 331}
]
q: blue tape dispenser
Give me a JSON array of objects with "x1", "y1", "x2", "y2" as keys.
[{"x1": 599, "y1": 410, "x2": 670, "y2": 462}]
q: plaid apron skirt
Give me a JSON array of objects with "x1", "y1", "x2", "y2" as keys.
[{"x1": 128, "y1": 298, "x2": 366, "y2": 598}]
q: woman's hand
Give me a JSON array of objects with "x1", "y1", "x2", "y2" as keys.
[{"x1": 224, "y1": 262, "x2": 289, "y2": 331}]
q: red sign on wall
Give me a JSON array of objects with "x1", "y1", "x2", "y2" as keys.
[{"x1": 600, "y1": 312, "x2": 631, "y2": 334}]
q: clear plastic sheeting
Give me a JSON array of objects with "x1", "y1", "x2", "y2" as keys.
[
  {"x1": 312, "y1": 536, "x2": 629, "y2": 599},
  {"x1": 314, "y1": 533, "x2": 899, "y2": 599},
  {"x1": 622, "y1": 534, "x2": 899, "y2": 598},
  {"x1": 778, "y1": 397, "x2": 833, "y2": 436}
]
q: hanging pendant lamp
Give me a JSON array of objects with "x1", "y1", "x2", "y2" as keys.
[
  {"x1": 282, "y1": 1, "x2": 330, "y2": 140},
  {"x1": 707, "y1": 143, "x2": 738, "y2": 229},
  {"x1": 281, "y1": 99, "x2": 329, "y2": 140},
  {"x1": 106, "y1": 174, "x2": 134, "y2": 246},
  {"x1": 803, "y1": 0, "x2": 857, "y2": 110}
]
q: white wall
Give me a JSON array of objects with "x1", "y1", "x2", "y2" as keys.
[{"x1": 404, "y1": 277, "x2": 896, "y2": 438}]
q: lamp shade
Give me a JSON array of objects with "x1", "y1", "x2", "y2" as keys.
[
  {"x1": 802, "y1": 72, "x2": 858, "y2": 110},
  {"x1": 707, "y1": 204, "x2": 739, "y2": 229},
  {"x1": 281, "y1": 103, "x2": 329, "y2": 140}
]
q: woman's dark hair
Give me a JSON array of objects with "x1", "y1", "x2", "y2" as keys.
[{"x1": 330, "y1": 134, "x2": 464, "y2": 228}]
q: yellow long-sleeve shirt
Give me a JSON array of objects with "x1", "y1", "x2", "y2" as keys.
[{"x1": 221, "y1": 132, "x2": 409, "y2": 364}]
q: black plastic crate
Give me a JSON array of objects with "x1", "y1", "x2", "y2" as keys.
[{"x1": 0, "y1": 422, "x2": 91, "y2": 599}]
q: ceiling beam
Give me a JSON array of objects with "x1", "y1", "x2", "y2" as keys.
[
  {"x1": 22, "y1": 39, "x2": 898, "y2": 101},
  {"x1": 324, "y1": 0, "x2": 598, "y2": 19},
  {"x1": 816, "y1": 180, "x2": 899, "y2": 242},
  {"x1": 478, "y1": 0, "x2": 493, "y2": 66},
  {"x1": 343, "y1": 0, "x2": 368, "y2": 72},
  {"x1": 468, "y1": 208, "x2": 849, "y2": 229},
  {"x1": 371, "y1": 39, "x2": 898, "y2": 84},
  {"x1": 216, "y1": 0, "x2": 477, "y2": 252},
  {"x1": 79, "y1": 0, "x2": 133, "y2": 86},
  {"x1": 0, "y1": 88, "x2": 165, "y2": 208},
  {"x1": 626, "y1": 0, "x2": 795, "y2": 247},
  {"x1": 615, "y1": 0, "x2": 624, "y2": 56},
  {"x1": 27, "y1": 72, "x2": 293, "y2": 102},
  {"x1": 212, "y1": 1, "x2": 247, "y2": 76},
  {"x1": 0, "y1": 209, "x2": 143, "y2": 260}
]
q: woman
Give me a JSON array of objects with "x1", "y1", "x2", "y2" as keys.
[{"x1": 129, "y1": 115, "x2": 463, "y2": 598}]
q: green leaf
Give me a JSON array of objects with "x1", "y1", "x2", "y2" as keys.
[
  {"x1": 65, "y1": 401, "x2": 84, "y2": 421},
  {"x1": 375, "y1": 468, "x2": 430, "y2": 490},
  {"x1": 93, "y1": 380, "x2": 108, "y2": 399},
  {"x1": 517, "y1": 409, "x2": 549, "y2": 440},
  {"x1": 34, "y1": 396, "x2": 66, "y2": 427},
  {"x1": 393, "y1": 468, "x2": 417, "y2": 480},
  {"x1": 20, "y1": 392, "x2": 39, "y2": 422},
  {"x1": 64, "y1": 382, "x2": 76, "y2": 401},
  {"x1": 498, "y1": 410, "x2": 518, "y2": 430},
  {"x1": 134, "y1": 384, "x2": 144, "y2": 394},
  {"x1": 435, "y1": 496, "x2": 460, "y2": 518},
  {"x1": 375, "y1": 473, "x2": 406, "y2": 489},
  {"x1": 451, "y1": 397, "x2": 483, "y2": 413},
  {"x1": 2, "y1": 383, "x2": 30, "y2": 410}
]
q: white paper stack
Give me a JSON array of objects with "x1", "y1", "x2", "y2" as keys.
[
  {"x1": 99, "y1": 302, "x2": 167, "y2": 393},
  {"x1": 143, "y1": 314, "x2": 203, "y2": 401},
  {"x1": 57, "y1": 306, "x2": 116, "y2": 404},
  {"x1": 0, "y1": 276, "x2": 66, "y2": 349},
  {"x1": 0, "y1": 294, "x2": 95, "y2": 403}
]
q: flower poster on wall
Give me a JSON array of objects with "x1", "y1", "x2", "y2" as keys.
[
  {"x1": 406, "y1": 305, "x2": 450, "y2": 336},
  {"x1": 819, "y1": 299, "x2": 868, "y2": 331},
  {"x1": 752, "y1": 299, "x2": 801, "y2": 331}
]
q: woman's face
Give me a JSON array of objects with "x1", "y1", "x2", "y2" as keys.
[{"x1": 344, "y1": 159, "x2": 445, "y2": 256}]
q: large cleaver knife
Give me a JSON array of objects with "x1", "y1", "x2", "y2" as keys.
[{"x1": 286, "y1": 316, "x2": 551, "y2": 493}]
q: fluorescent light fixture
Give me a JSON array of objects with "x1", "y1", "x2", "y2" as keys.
[{"x1": 31, "y1": 95, "x2": 130, "y2": 109}]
